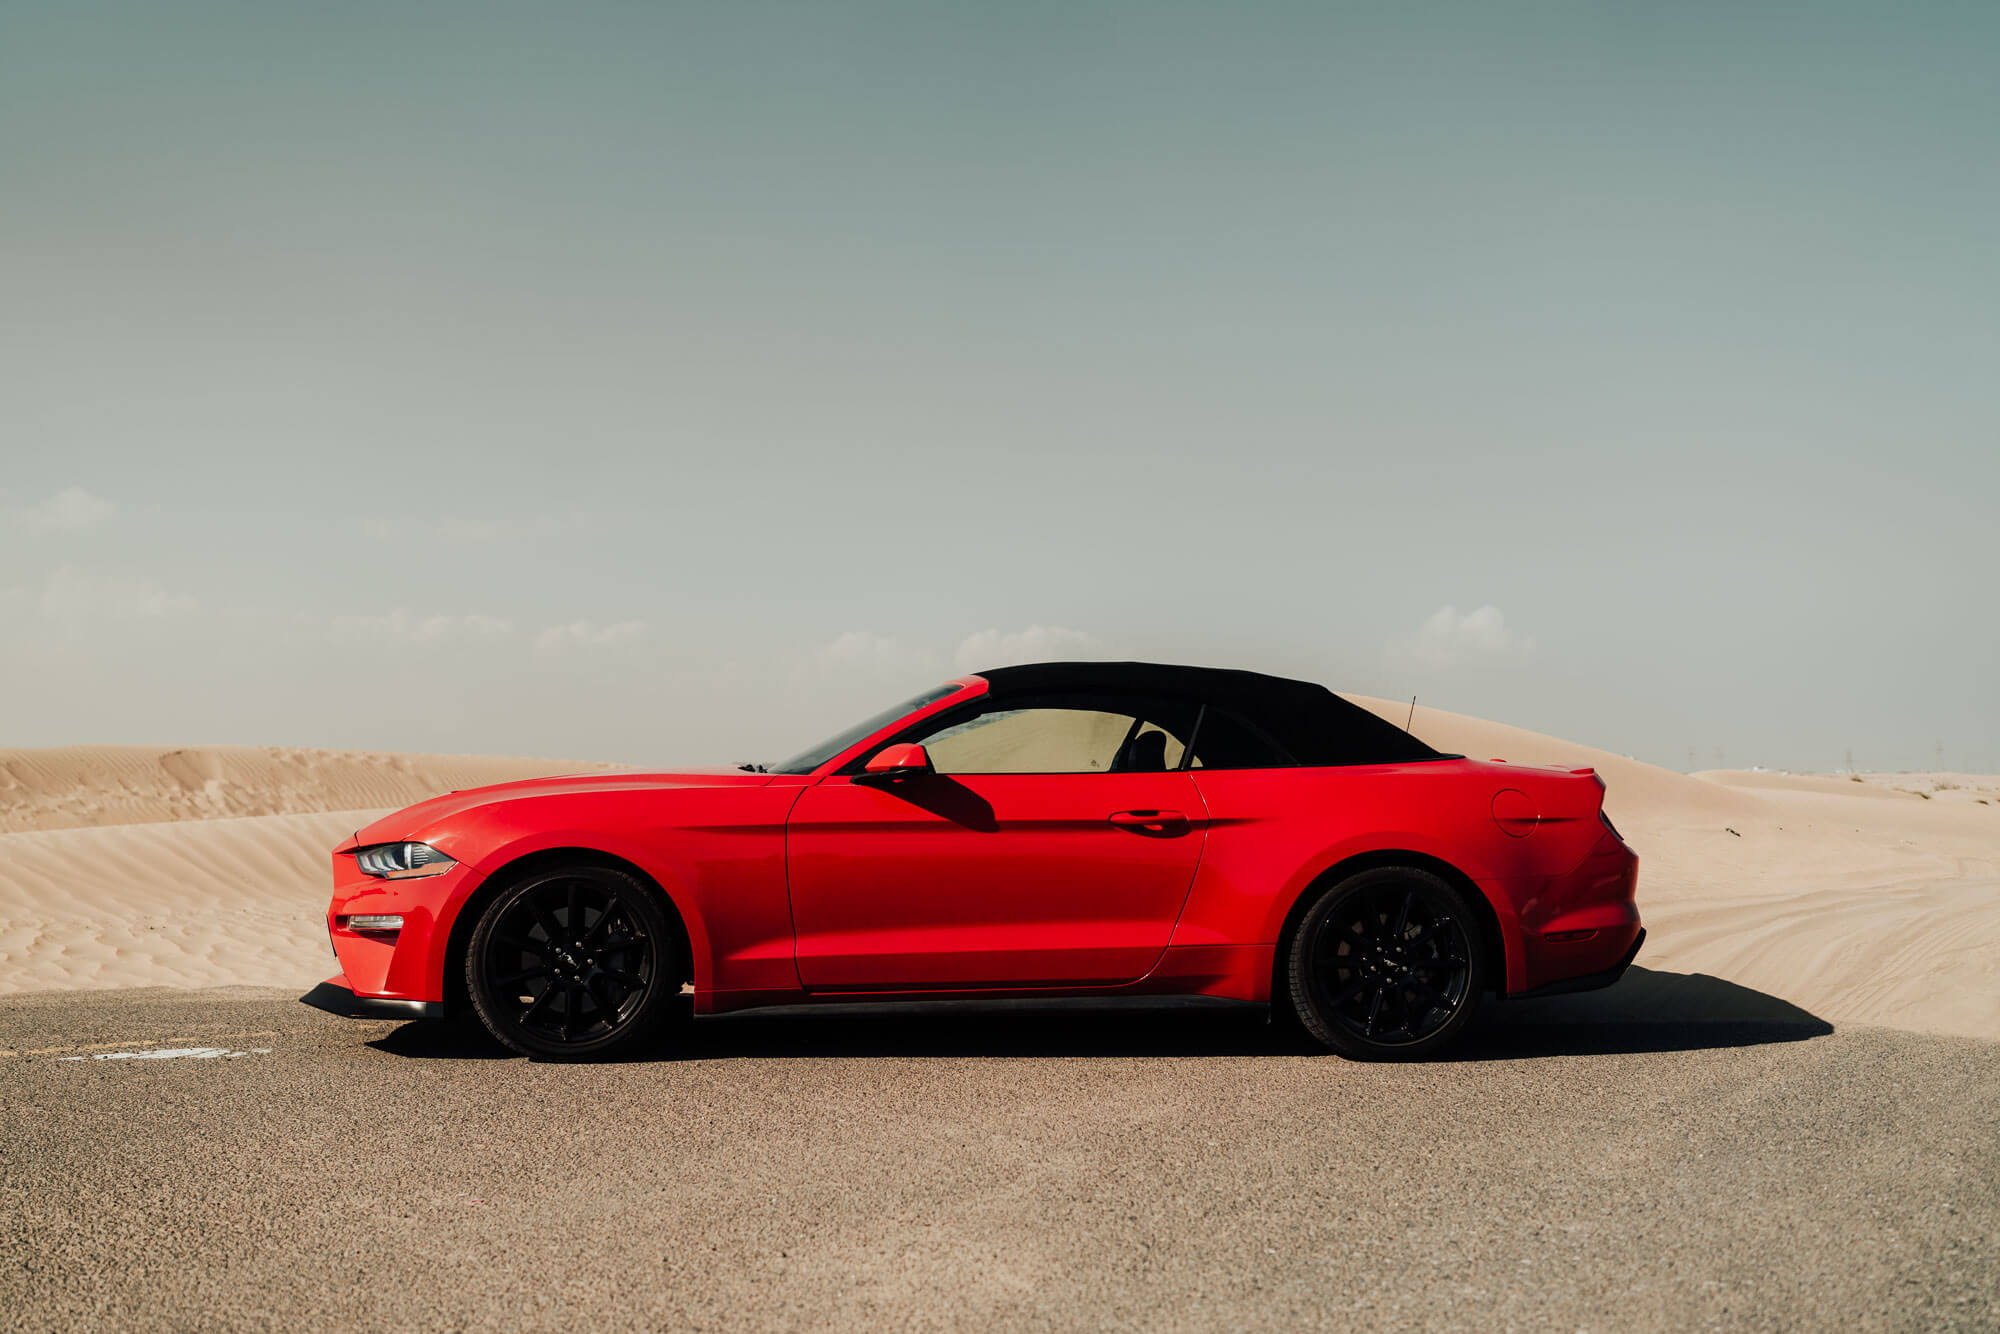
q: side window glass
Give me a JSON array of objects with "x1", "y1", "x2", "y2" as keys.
[
  {"x1": 1125, "y1": 721, "x2": 1187, "y2": 771},
  {"x1": 889, "y1": 693, "x2": 1201, "y2": 775},
  {"x1": 920, "y1": 707, "x2": 1140, "y2": 774}
]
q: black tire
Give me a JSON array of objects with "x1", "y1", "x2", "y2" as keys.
[
  {"x1": 466, "y1": 863, "x2": 684, "y2": 1061},
  {"x1": 1286, "y1": 866, "x2": 1488, "y2": 1060}
]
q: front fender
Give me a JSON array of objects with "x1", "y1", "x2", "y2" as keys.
[
  {"x1": 408, "y1": 784, "x2": 803, "y2": 1001},
  {"x1": 441, "y1": 825, "x2": 718, "y2": 996}
]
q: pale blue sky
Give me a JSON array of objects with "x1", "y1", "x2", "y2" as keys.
[{"x1": 3, "y1": 2, "x2": 1995, "y2": 771}]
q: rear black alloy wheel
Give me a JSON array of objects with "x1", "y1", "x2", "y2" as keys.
[
  {"x1": 1287, "y1": 866, "x2": 1487, "y2": 1060},
  {"x1": 467, "y1": 864, "x2": 681, "y2": 1060}
]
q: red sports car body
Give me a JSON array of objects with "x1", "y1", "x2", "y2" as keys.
[{"x1": 307, "y1": 662, "x2": 1642, "y2": 1059}]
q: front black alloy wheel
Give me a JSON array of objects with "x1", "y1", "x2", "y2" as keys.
[
  {"x1": 466, "y1": 864, "x2": 682, "y2": 1060},
  {"x1": 1287, "y1": 866, "x2": 1488, "y2": 1060}
]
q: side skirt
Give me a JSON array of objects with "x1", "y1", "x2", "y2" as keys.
[{"x1": 703, "y1": 994, "x2": 1264, "y2": 1024}]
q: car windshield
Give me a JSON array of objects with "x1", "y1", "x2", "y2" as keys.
[{"x1": 768, "y1": 684, "x2": 961, "y2": 775}]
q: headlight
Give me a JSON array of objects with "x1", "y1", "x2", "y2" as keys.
[{"x1": 353, "y1": 842, "x2": 457, "y2": 879}]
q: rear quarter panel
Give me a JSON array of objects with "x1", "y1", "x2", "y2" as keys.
[{"x1": 1174, "y1": 760, "x2": 1611, "y2": 993}]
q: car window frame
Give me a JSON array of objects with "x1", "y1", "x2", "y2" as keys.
[
  {"x1": 797, "y1": 678, "x2": 987, "y2": 778},
  {"x1": 839, "y1": 691, "x2": 1205, "y2": 777},
  {"x1": 1182, "y1": 703, "x2": 1301, "y2": 770}
]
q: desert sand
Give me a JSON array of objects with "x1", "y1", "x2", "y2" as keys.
[
  {"x1": 0, "y1": 744, "x2": 620, "y2": 833},
  {"x1": 0, "y1": 747, "x2": 618, "y2": 994},
  {"x1": 1358, "y1": 696, "x2": 2000, "y2": 1040},
  {"x1": 2, "y1": 718, "x2": 1996, "y2": 1039}
]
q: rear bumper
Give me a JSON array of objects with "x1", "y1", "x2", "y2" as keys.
[
  {"x1": 1514, "y1": 928, "x2": 1645, "y2": 999},
  {"x1": 1509, "y1": 829, "x2": 1643, "y2": 994},
  {"x1": 300, "y1": 976, "x2": 446, "y2": 1022}
]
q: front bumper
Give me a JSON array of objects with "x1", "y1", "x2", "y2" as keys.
[
  {"x1": 301, "y1": 976, "x2": 447, "y2": 1021},
  {"x1": 324, "y1": 844, "x2": 488, "y2": 1007}
]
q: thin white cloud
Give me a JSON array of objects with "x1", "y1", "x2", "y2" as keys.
[
  {"x1": 330, "y1": 610, "x2": 514, "y2": 643},
  {"x1": 953, "y1": 625, "x2": 1101, "y2": 673},
  {"x1": 1392, "y1": 605, "x2": 1533, "y2": 670},
  {"x1": 16, "y1": 487, "x2": 117, "y2": 534},
  {"x1": 37, "y1": 566, "x2": 195, "y2": 620},
  {"x1": 535, "y1": 619, "x2": 646, "y2": 655},
  {"x1": 812, "y1": 631, "x2": 934, "y2": 674},
  {"x1": 803, "y1": 625, "x2": 1104, "y2": 681},
  {"x1": 359, "y1": 514, "x2": 573, "y2": 543}
]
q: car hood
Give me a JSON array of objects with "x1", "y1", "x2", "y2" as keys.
[{"x1": 337, "y1": 768, "x2": 775, "y2": 851}]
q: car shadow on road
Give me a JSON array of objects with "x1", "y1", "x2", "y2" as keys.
[
  {"x1": 1450, "y1": 966, "x2": 1833, "y2": 1060},
  {"x1": 365, "y1": 966, "x2": 1830, "y2": 1062}
]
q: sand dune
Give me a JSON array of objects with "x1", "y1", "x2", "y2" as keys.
[
  {"x1": 0, "y1": 746, "x2": 621, "y2": 994},
  {"x1": 1351, "y1": 696, "x2": 1751, "y2": 828},
  {"x1": 1357, "y1": 697, "x2": 2000, "y2": 894},
  {"x1": 0, "y1": 745, "x2": 618, "y2": 834},
  {"x1": 1355, "y1": 696, "x2": 2000, "y2": 1037},
  {"x1": 2, "y1": 720, "x2": 1996, "y2": 1040},
  {"x1": 0, "y1": 809, "x2": 388, "y2": 994},
  {"x1": 1639, "y1": 880, "x2": 2000, "y2": 1040}
]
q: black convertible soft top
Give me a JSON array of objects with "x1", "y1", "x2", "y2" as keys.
[{"x1": 973, "y1": 661, "x2": 1444, "y2": 767}]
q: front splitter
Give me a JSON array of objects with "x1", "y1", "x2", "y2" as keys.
[{"x1": 299, "y1": 977, "x2": 445, "y2": 1022}]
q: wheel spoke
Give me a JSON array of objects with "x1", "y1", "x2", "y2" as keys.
[
  {"x1": 1399, "y1": 990, "x2": 1438, "y2": 1037},
  {"x1": 1329, "y1": 976, "x2": 1368, "y2": 1006},
  {"x1": 1379, "y1": 982, "x2": 1412, "y2": 1034},
  {"x1": 587, "y1": 974, "x2": 623, "y2": 1021},
  {"x1": 493, "y1": 965, "x2": 550, "y2": 988},
  {"x1": 519, "y1": 985, "x2": 558, "y2": 1026},
  {"x1": 561, "y1": 983, "x2": 584, "y2": 1040},
  {"x1": 527, "y1": 897, "x2": 564, "y2": 945},
  {"x1": 1390, "y1": 891, "x2": 1414, "y2": 939},
  {"x1": 566, "y1": 880, "x2": 581, "y2": 936},
  {"x1": 1408, "y1": 977, "x2": 1450, "y2": 1007}
]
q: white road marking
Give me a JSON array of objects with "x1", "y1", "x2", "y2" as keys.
[
  {"x1": 3, "y1": 1030, "x2": 280, "y2": 1059},
  {"x1": 57, "y1": 1047, "x2": 272, "y2": 1062}
]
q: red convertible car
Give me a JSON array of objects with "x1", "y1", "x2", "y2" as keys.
[{"x1": 306, "y1": 662, "x2": 1642, "y2": 1060}]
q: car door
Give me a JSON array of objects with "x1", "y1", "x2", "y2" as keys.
[{"x1": 785, "y1": 696, "x2": 1208, "y2": 990}]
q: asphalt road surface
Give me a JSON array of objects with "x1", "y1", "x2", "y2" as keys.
[{"x1": 3, "y1": 974, "x2": 1995, "y2": 1332}]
